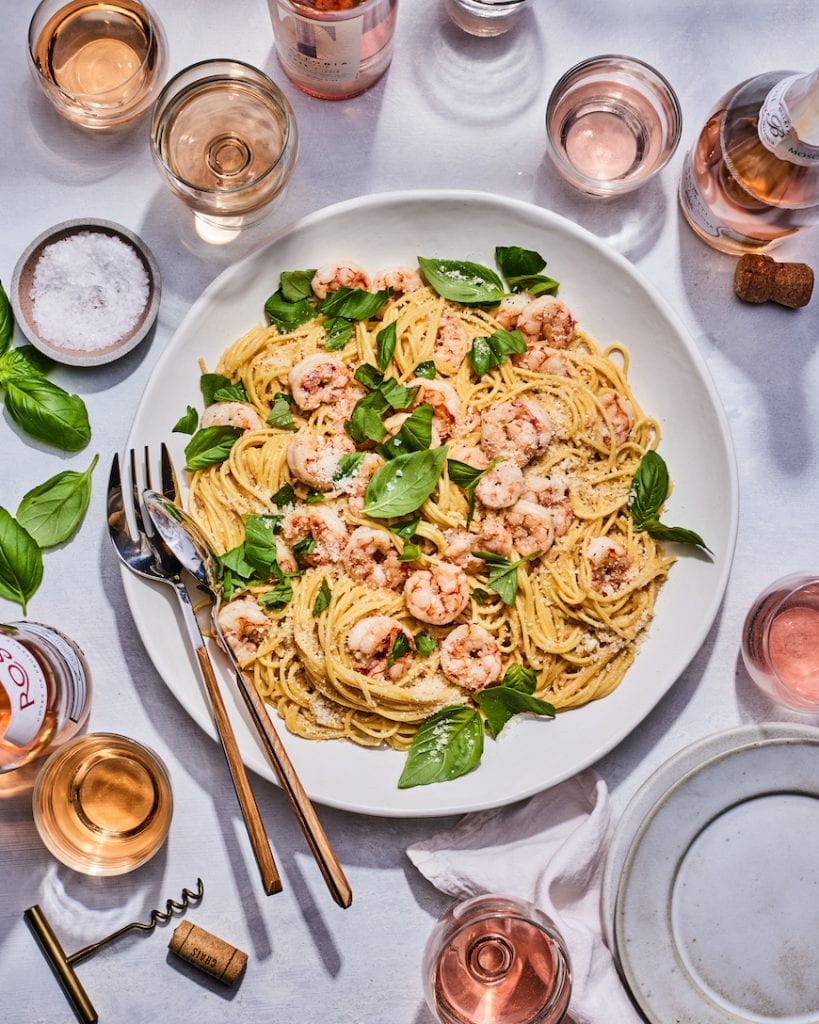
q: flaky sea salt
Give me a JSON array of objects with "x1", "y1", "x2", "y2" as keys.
[{"x1": 30, "y1": 231, "x2": 150, "y2": 352}]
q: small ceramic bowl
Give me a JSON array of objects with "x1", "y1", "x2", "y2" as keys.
[{"x1": 11, "y1": 218, "x2": 161, "y2": 367}]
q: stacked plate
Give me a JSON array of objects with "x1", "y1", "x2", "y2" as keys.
[{"x1": 602, "y1": 723, "x2": 819, "y2": 1024}]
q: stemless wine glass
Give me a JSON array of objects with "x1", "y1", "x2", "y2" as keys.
[
  {"x1": 150, "y1": 59, "x2": 299, "y2": 244},
  {"x1": 444, "y1": 0, "x2": 532, "y2": 37},
  {"x1": 422, "y1": 894, "x2": 572, "y2": 1024},
  {"x1": 741, "y1": 573, "x2": 819, "y2": 712},
  {"x1": 28, "y1": 0, "x2": 168, "y2": 130}
]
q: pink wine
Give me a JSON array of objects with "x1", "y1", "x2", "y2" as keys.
[
  {"x1": 768, "y1": 605, "x2": 819, "y2": 701},
  {"x1": 428, "y1": 905, "x2": 571, "y2": 1024}
]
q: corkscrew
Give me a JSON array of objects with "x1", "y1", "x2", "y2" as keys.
[{"x1": 24, "y1": 878, "x2": 204, "y2": 1024}]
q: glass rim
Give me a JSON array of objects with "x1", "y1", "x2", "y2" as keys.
[
  {"x1": 761, "y1": 578, "x2": 819, "y2": 708},
  {"x1": 150, "y1": 58, "x2": 296, "y2": 197},
  {"x1": 27, "y1": 0, "x2": 160, "y2": 104},
  {"x1": 545, "y1": 53, "x2": 683, "y2": 195}
]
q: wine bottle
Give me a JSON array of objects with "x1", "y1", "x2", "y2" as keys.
[{"x1": 679, "y1": 67, "x2": 819, "y2": 254}]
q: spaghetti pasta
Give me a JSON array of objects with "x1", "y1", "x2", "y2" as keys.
[{"x1": 185, "y1": 264, "x2": 674, "y2": 754}]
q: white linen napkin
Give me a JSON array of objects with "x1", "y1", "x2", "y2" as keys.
[{"x1": 406, "y1": 770, "x2": 641, "y2": 1024}]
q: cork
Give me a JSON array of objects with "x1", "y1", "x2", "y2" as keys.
[
  {"x1": 734, "y1": 253, "x2": 814, "y2": 308},
  {"x1": 169, "y1": 921, "x2": 247, "y2": 985}
]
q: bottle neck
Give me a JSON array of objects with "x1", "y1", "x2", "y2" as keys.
[{"x1": 759, "y1": 67, "x2": 819, "y2": 164}]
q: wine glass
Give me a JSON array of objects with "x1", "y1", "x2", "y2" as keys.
[
  {"x1": 150, "y1": 59, "x2": 299, "y2": 244},
  {"x1": 422, "y1": 894, "x2": 572, "y2": 1024}
]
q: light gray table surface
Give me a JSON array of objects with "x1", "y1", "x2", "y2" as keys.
[{"x1": 2, "y1": 2, "x2": 819, "y2": 1022}]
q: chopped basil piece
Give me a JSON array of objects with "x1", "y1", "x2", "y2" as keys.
[
  {"x1": 292, "y1": 534, "x2": 316, "y2": 562},
  {"x1": 260, "y1": 567, "x2": 295, "y2": 610},
  {"x1": 472, "y1": 550, "x2": 539, "y2": 606},
  {"x1": 415, "y1": 633, "x2": 437, "y2": 657},
  {"x1": 376, "y1": 321, "x2": 397, "y2": 372},
  {"x1": 399, "y1": 542, "x2": 421, "y2": 562},
  {"x1": 472, "y1": 587, "x2": 492, "y2": 604},
  {"x1": 201, "y1": 373, "x2": 248, "y2": 405},
  {"x1": 467, "y1": 328, "x2": 527, "y2": 377},
  {"x1": 413, "y1": 360, "x2": 436, "y2": 380},
  {"x1": 391, "y1": 517, "x2": 420, "y2": 541},
  {"x1": 219, "y1": 543, "x2": 256, "y2": 579},
  {"x1": 475, "y1": 686, "x2": 555, "y2": 739},
  {"x1": 184, "y1": 426, "x2": 242, "y2": 470},
  {"x1": 264, "y1": 290, "x2": 316, "y2": 332},
  {"x1": 306, "y1": 491, "x2": 324, "y2": 504},
  {"x1": 267, "y1": 392, "x2": 297, "y2": 432},
  {"x1": 243, "y1": 514, "x2": 282, "y2": 575},
  {"x1": 280, "y1": 268, "x2": 317, "y2": 302},
  {"x1": 495, "y1": 246, "x2": 559, "y2": 296},
  {"x1": 323, "y1": 316, "x2": 354, "y2": 351},
  {"x1": 345, "y1": 392, "x2": 388, "y2": 444},
  {"x1": 173, "y1": 405, "x2": 199, "y2": 434},
  {"x1": 377, "y1": 403, "x2": 434, "y2": 460},
  {"x1": 312, "y1": 577, "x2": 332, "y2": 616},
  {"x1": 317, "y1": 286, "x2": 390, "y2": 320},
  {"x1": 386, "y1": 629, "x2": 410, "y2": 669},
  {"x1": 334, "y1": 451, "x2": 366, "y2": 481},
  {"x1": 501, "y1": 663, "x2": 537, "y2": 693},
  {"x1": 271, "y1": 483, "x2": 297, "y2": 508},
  {"x1": 447, "y1": 457, "x2": 501, "y2": 525}
]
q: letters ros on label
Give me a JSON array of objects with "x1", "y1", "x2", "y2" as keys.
[{"x1": 0, "y1": 639, "x2": 48, "y2": 748}]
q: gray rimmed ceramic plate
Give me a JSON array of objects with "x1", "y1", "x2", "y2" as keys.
[{"x1": 10, "y1": 218, "x2": 161, "y2": 367}]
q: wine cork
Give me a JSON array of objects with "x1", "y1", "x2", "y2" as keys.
[
  {"x1": 169, "y1": 921, "x2": 247, "y2": 985},
  {"x1": 734, "y1": 253, "x2": 814, "y2": 308}
]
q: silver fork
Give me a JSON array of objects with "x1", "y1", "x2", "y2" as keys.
[{"x1": 107, "y1": 448, "x2": 282, "y2": 897}]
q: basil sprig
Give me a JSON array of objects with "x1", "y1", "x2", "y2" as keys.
[
  {"x1": 475, "y1": 664, "x2": 555, "y2": 738},
  {"x1": 447, "y1": 457, "x2": 501, "y2": 524},
  {"x1": 0, "y1": 507, "x2": 43, "y2": 613},
  {"x1": 418, "y1": 257, "x2": 506, "y2": 306},
  {"x1": 467, "y1": 328, "x2": 527, "y2": 377},
  {"x1": 398, "y1": 706, "x2": 484, "y2": 788},
  {"x1": 628, "y1": 451, "x2": 710, "y2": 552},
  {"x1": 363, "y1": 446, "x2": 449, "y2": 519},
  {"x1": 473, "y1": 550, "x2": 539, "y2": 606},
  {"x1": 16, "y1": 454, "x2": 99, "y2": 548},
  {"x1": 495, "y1": 246, "x2": 559, "y2": 297},
  {"x1": 184, "y1": 425, "x2": 242, "y2": 470},
  {"x1": 173, "y1": 406, "x2": 198, "y2": 434}
]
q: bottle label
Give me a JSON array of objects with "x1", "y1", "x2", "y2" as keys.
[
  {"x1": 0, "y1": 637, "x2": 47, "y2": 748},
  {"x1": 270, "y1": 5, "x2": 364, "y2": 85},
  {"x1": 679, "y1": 151, "x2": 729, "y2": 239},
  {"x1": 758, "y1": 75, "x2": 819, "y2": 166},
  {"x1": 23, "y1": 622, "x2": 88, "y2": 722}
]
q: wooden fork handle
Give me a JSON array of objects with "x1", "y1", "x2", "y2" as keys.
[{"x1": 195, "y1": 646, "x2": 282, "y2": 897}]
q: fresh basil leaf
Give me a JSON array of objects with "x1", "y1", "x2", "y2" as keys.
[
  {"x1": 363, "y1": 446, "x2": 448, "y2": 519},
  {"x1": 214, "y1": 380, "x2": 249, "y2": 403},
  {"x1": 379, "y1": 377, "x2": 419, "y2": 411},
  {"x1": 643, "y1": 520, "x2": 711, "y2": 552},
  {"x1": 353, "y1": 363, "x2": 385, "y2": 391},
  {"x1": 377, "y1": 403, "x2": 434, "y2": 460},
  {"x1": 0, "y1": 282, "x2": 12, "y2": 356},
  {"x1": 400, "y1": 542, "x2": 421, "y2": 562},
  {"x1": 628, "y1": 450, "x2": 669, "y2": 528},
  {"x1": 264, "y1": 290, "x2": 316, "y2": 332},
  {"x1": 501, "y1": 663, "x2": 537, "y2": 694},
  {"x1": 467, "y1": 328, "x2": 527, "y2": 377},
  {"x1": 292, "y1": 534, "x2": 316, "y2": 562},
  {"x1": 472, "y1": 587, "x2": 492, "y2": 604},
  {"x1": 413, "y1": 360, "x2": 436, "y2": 380},
  {"x1": 280, "y1": 268, "x2": 317, "y2": 303},
  {"x1": 391, "y1": 517, "x2": 420, "y2": 541},
  {"x1": 16, "y1": 453, "x2": 99, "y2": 548},
  {"x1": 473, "y1": 550, "x2": 538, "y2": 606},
  {"x1": 0, "y1": 507, "x2": 43, "y2": 613},
  {"x1": 0, "y1": 345, "x2": 53, "y2": 383},
  {"x1": 200, "y1": 373, "x2": 231, "y2": 406},
  {"x1": 334, "y1": 451, "x2": 366, "y2": 481},
  {"x1": 267, "y1": 392, "x2": 297, "y2": 431},
  {"x1": 4, "y1": 377, "x2": 90, "y2": 451},
  {"x1": 495, "y1": 246, "x2": 547, "y2": 280},
  {"x1": 415, "y1": 633, "x2": 437, "y2": 657},
  {"x1": 387, "y1": 629, "x2": 410, "y2": 669},
  {"x1": 447, "y1": 457, "x2": 500, "y2": 526},
  {"x1": 323, "y1": 316, "x2": 354, "y2": 351},
  {"x1": 398, "y1": 706, "x2": 484, "y2": 788},
  {"x1": 219, "y1": 543, "x2": 256, "y2": 579},
  {"x1": 244, "y1": 515, "x2": 281, "y2": 575},
  {"x1": 475, "y1": 687, "x2": 555, "y2": 739},
  {"x1": 312, "y1": 577, "x2": 332, "y2": 616},
  {"x1": 317, "y1": 287, "x2": 390, "y2": 321},
  {"x1": 220, "y1": 567, "x2": 243, "y2": 602},
  {"x1": 184, "y1": 425, "x2": 242, "y2": 470},
  {"x1": 173, "y1": 406, "x2": 199, "y2": 434},
  {"x1": 511, "y1": 275, "x2": 560, "y2": 297},
  {"x1": 417, "y1": 257, "x2": 505, "y2": 306},
  {"x1": 376, "y1": 322, "x2": 397, "y2": 373},
  {"x1": 260, "y1": 571, "x2": 295, "y2": 610},
  {"x1": 345, "y1": 393, "x2": 388, "y2": 445},
  {"x1": 306, "y1": 491, "x2": 324, "y2": 504},
  {"x1": 271, "y1": 483, "x2": 297, "y2": 508}
]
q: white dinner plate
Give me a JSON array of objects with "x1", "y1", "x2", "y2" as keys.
[
  {"x1": 123, "y1": 189, "x2": 738, "y2": 817},
  {"x1": 615, "y1": 725, "x2": 819, "y2": 1023}
]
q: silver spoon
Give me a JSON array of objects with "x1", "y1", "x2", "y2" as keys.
[{"x1": 143, "y1": 488, "x2": 353, "y2": 910}]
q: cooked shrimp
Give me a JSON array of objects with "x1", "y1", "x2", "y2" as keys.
[
  {"x1": 475, "y1": 461, "x2": 523, "y2": 510},
  {"x1": 512, "y1": 345, "x2": 570, "y2": 376},
  {"x1": 311, "y1": 261, "x2": 371, "y2": 300},
  {"x1": 494, "y1": 293, "x2": 531, "y2": 331},
  {"x1": 480, "y1": 397, "x2": 554, "y2": 466},
  {"x1": 281, "y1": 505, "x2": 348, "y2": 566},
  {"x1": 344, "y1": 527, "x2": 408, "y2": 590},
  {"x1": 443, "y1": 517, "x2": 513, "y2": 573},
  {"x1": 505, "y1": 499, "x2": 555, "y2": 558},
  {"x1": 434, "y1": 313, "x2": 470, "y2": 370},
  {"x1": 598, "y1": 391, "x2": 634, "y2": 446},
  {"x1": 440, "y1": 624, "x2": 502, "y2": 691},
  {"x1": 286, "y1": 432, "x2": 356, "y2": 491},
  {"x1": 517, "y1": 296, "x2": 576, "y2": 348},
  {"x1": 373, "y1": 266, "x2": 423, "y2": 294},
  {"x1": 403, "y1": 562, "x2": 470, "y2": 625},
  {"x1": 409, "y1": 379, "x2": 460, "y2": 440},
  {"x1": 383, "y1": 412, "x2": 443, "y2": 449},
  {"x1": 327, "y1": 383, "x2": 367, "y2": 429},
  {"x1": 448, "y1": 443, "x2": 489, "y2": 470},
  {"x1": 200, "y1": 402, "x2": 264, "y2": 432},
  {"x1": 217, "y1": 596, "x2": 270, "y2": 664},
  {"x1": 275, "y1": 539, "x2": 298, "y2": 574},
  {"x1": 347, "y1": 615, "x2": 413, "y2": 681},
  {"x1": 341, "y1": 453, "x2": 384, "y2": 516},
  {"x1": 289, "y1": 353, "x2": 352, "y2": 412},
  {"x1": 519, "y1": 474, "x2": 573, "y2": 536},
  {"x1": 587, "y1": 537, "x2": 635, "y2": 596}
]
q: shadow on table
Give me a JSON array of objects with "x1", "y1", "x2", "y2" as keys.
[{"x1": 732, "y1": 649, "x2": 819, "y2": 726}]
